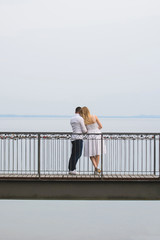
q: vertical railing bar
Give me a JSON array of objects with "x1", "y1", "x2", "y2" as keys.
[
  {"x1": 25, "y1": 138, "x2": 27, "y2": 174},
  {"x1": 59, "y1": 138, "x2": 61, "y2": 174},
  {"x1": 54, "y1": 138, "x2": 56, "y2": 174},
  {"x1": 117, "y1": 137, "x2": 118, "y2": 175},
  {"x1": 56, "y1": 138, "x2": 58, "y2": 174},
  {"x1": 55, "y1": 136, "x2": 56, "y2": 174},
  {"x1": 159, "y1": 135, "x2": 160, "y2": 178},
  {"x1": 21, "y1": 138, "x2": 22, "y2": 174},
  {"x1": 79, "y1": 138, "x2": 81, "y2": 174},
  {"x1": 55, "y1": 136, "x2": 57, "y2": 174},
  {"x1": 108, "y1": 138, "x2": 110, "y2": 174},
  {"x1": 8, "y1": 138, "x2": 10, "y2": 174},
  {"x1": 48, "y1": 138, "x2": 50, "y2": 175},
  {"x1": 141, "y1": 138, "x2": 143, "y2": 175},
  {"x1": 0, "y1": 139, "x2": 3, "y2": 172},
  {"x1": 59, "y1": 138, "x2": 60, "y2": 175},
  {"x1": 124, "y1": 138, "x2": 126, "y2": 175},
  {"x1": 154, "y1": 135, "x2": 156, "y2": 175},
  {"x1": 58, "y1": 138, "x2": 60, "y2": 174},
  {"x1": 38, "y1": 134, "x2": 41, "y2": 179},
  {"x1": 54, "y1": 138, "x2": 56, "y2": 173},
  {"x1": 109, "y1": 137, "x2": 110, "y2": 175},
  {"x1": 150, "y1": 138, "x2": 152, "y2": 175},
  {"x1": 54, "y1": 136, "x2": 56, "y2": 174},
  {"x1": 33, "y1": 137, "x2": 35, "y2": 174},
  {"x1": 101, "y1": 133, "x2": 103, "y2": 177},
  {"x1": 65, "y1": 138, "x2": 67, "y2": 174},
  {"x1": 42, "y1": 137, "x2": 44, "y2": 175},
  {"x1": 29, "y1": 137, "x2": 31, "y2": 175},
  {"x1": 128, "y1": 138, "x2": 130, "y2": 175},
  {"x1": 57, "y1": 137, "x2": 58, "y2": 174},
  {"x1": 42, "y1": 136, "x2": 44, "y2": 175},
  {"x1": 83, "y1": 136, "x2": 85, "y2": 175},
  {"x1": 51, "y1": 137, "x2": 53, "y2": 174},
  {"x1": 45, "y1": 137, "x2": 47, "y2": 175},
  {"x1": 87, "y1": 138, "x2": 89, "y2": 174},
  {"x1": 13, "y1": 139, "x2": 14, "y2": 174},
  {"x1": 120, "y1": 137, "x2": 122, "y2": 174},
  {"x1": 103, "y1": 136, "x2": 105, "y2": 175},
  {"x1": 113, "y1": 137, "x2": 115, "y2": 174},
  {"x1": 42, "y1": 138, "x2": 46, "y2": 175},
  {"x1": 146, "y1": 138, "x2": 147, "y2": 175},
  {"x1": 3, "y1": 138, "x2": 6, "y2": 173},
  {"x1": 133, "y1": 138, "x2": 134, "y2": 175},
  {"x1": 51, "y1": 136, "x2": 53, "y2": 174},
  {"x1": 48, "y1": 137, "x2": 50, "y2": 174},
  {"x1": 122, "y1": 138, "x2": 124, "y2": 175},
  {"x1": 57, "y1": 137, "x2": 59, "y2": 174},
  {"x1": 137, "y1": 137, "x2": 139, "y2": 175},
  {"x1": 62, "y1": 137, "x2": 65, "y2": 175},
  {"x1": 114, "y1": 137, "x2": 115, "y2": 175},
  {"x1": 115, "y1": 138, "x2": 117, "y2": 175},
  {"x1": 111, "y1": 137, "x2": 112, "y2": 175},
  {"x1": 113, "y1": 137, "x2": 115, "y2": 175},
  {"x1": 17, "y1": 137, "x2": 18, "y2": 174},
  {"x1": 105, "y1": 136, "x2": 107, "y2": 175},
  {"x1": 51, "y1": 135, "x2": 54, "y2": 174},
  {"x1": 111, "y1": 137, "x2": 113, "y2": 174},
  {"x1": 46, "y1": 139, "x2": 48, "y2": 175},
  {"x1": 40, "y1": 135, "x2": 45, "y2": 175},
  {"x1": 49, "y1": 138, "x2": 51, "y2": 174},
  {"x1": 63, "y1": 137, "x2": 65, "y2": 174}
]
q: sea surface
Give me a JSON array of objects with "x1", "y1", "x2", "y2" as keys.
[
  {"x1": 0, "y1": 117, "x2": 160, "y2": 240},
  {"x1": 0, "y1": 117, "x2": 160, "y2": 132}
]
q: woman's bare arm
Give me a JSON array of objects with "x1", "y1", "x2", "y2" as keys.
[{"x1": 95, "y1": 115, "x2": 102, "y2": 129}]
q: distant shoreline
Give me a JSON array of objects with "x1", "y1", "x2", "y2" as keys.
[{"x1": 0, "y1": 115, "x2": 160, "y2": 119}]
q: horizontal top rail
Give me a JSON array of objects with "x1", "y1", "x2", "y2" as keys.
[
  {"x1": 0, "y1": 133, "x2": 159, "y2": 141},
  {"x1": 0, "y1": 132, "x2": 160, "y2": 135}
]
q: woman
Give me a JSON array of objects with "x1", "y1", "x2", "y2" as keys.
[{"x1": 80, "y1": 106, "x2": 103, "y2": 175}]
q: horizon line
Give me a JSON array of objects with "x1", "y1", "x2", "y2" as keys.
[{"x1": 0, "y1": 114, "x2": 160, "y2": 119}]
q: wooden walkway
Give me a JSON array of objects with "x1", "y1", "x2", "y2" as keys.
[{"x1": 0, "y1": 174, "x2": 159, "y2": 181}]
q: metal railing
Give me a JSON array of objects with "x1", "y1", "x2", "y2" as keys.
[{"x1": 0, "y1": 132, "x2": 160, "y2": 179}]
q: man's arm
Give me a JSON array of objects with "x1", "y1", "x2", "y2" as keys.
[{"x1": 79, "y1": 117, "x2": 87, "y2": 133}]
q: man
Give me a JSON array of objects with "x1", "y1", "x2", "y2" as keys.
[{"x1": 68, "y1": 107, "x2": 87, "y2": 175}]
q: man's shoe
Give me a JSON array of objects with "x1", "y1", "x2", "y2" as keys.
[{"x1": 69, "y1": 170, "x2": 79, "y2": 175}]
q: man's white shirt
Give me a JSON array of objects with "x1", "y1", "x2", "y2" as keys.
[{"x1": 70, "y1": 114, "x2": 87, "y2": 140}]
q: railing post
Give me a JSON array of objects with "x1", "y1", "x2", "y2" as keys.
[
  {"x1": 154, "y1": 135, "x2": 156, "y2": 176},
  {"x1": 159, "y1": 135, "x2": 160, "y2": 178},
  {"x1": 101, "y1": 133, "x2": 103, "y2": 178},
  {"x1": 38, "y1": 134, "x2": 41, "y2": 179}
]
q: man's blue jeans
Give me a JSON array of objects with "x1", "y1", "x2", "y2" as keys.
[{"x1": 68, "y1": 140, "x2": 83, "y2": 171}]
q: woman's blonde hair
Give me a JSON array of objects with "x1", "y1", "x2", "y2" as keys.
[{"x1": 80, "y1": 106, "x2": 94, "y2": 125}]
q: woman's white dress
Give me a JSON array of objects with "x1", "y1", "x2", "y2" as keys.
[{"x1": 84, "y1": 120, "x2": 105, "y2": 157}]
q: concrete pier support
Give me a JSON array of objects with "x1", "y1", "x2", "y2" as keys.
[{"x1": 0, "y1": 179, "x2": 160, "y2": 200}]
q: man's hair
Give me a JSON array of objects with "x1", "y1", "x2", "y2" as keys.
[{"x1": 75, "y1": 107, "x2": 81, "y2": 113}]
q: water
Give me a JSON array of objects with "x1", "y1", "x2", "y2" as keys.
[
  {"x1": 0, "y1": 200, "x2": 160, "y2": 240},
  {"x1": 0, "y1": 117, "x2": 160, "y2": 240},
  {"x1": 0, "y1": 117, "x2": 160, "y2": 132}
]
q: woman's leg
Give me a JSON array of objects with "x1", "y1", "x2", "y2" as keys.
[
  {"x1": 95, "y1": 155, "x2": 100, "y2": 168},
  {"x1": 90, "y1": 156, "x2": 97, "y2": 168}
]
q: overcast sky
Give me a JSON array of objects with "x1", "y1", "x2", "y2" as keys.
[{"x1": 0, "y1": 0, "x2": 160, "y2": 116}]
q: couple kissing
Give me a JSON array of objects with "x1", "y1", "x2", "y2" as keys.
[{"x1": 68, "y1": 106, "x2": 103, "y2": 175}]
